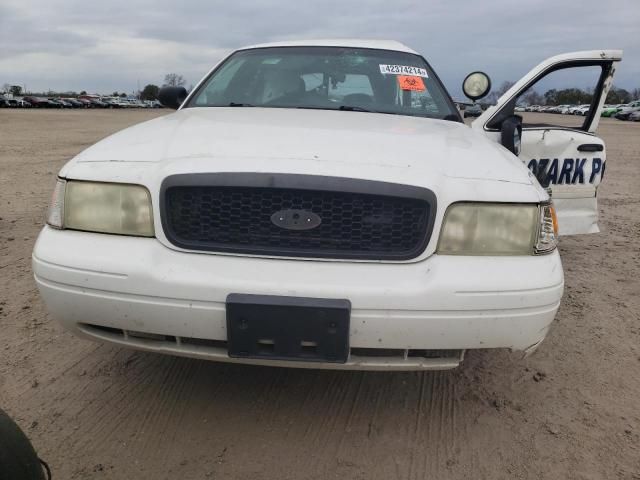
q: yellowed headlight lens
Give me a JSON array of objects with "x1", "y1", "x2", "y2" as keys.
[
  {"x1": 64, "y1": 181, "x2": 154, "y2": 237},
  {"x1": 437, "y1": 203, "x2": 538, "y2": 255}
]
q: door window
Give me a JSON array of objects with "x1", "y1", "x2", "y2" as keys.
[{"x1": 513, "y1": 65, "x2": 605, "y2": 130}]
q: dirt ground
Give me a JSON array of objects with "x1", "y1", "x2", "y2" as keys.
[{"x1": 1, "y1": 109, "x2": 639, "y2": 480}]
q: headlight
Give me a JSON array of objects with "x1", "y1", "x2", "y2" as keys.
[
  {"x1": 46, "y1": 179, "x2": 154, "y2": 237},
  {"x1": 437, "y1": 202, "x2": 557, "y2": 256},
  {"x1": 46, "y1": 178, "x2": 66, "y2": 228},
  {"x1": 534, "y1": 203, "x2": 558, "y2": 254}
]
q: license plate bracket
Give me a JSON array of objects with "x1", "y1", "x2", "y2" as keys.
[{"x1": 226, "y1": 294, "x2": 351, "y2": 363}]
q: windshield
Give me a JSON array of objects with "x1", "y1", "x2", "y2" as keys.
[{"x1": 186, "y1": 46, "x2": 458, "y2": 120}]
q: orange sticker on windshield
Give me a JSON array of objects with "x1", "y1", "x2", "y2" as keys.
[{"x1": 398, "y1": 75, "x2": 425, "y2": 91}]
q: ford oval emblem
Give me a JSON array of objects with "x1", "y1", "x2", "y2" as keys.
[{"x1": 271, "y1": 209, "x2": 322, "y2": 231}]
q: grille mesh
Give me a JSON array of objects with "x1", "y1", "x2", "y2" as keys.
[{"x1": 164, "y1": 186, "x2": 432, "y2": 259}]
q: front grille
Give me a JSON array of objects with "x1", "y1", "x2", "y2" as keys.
[{"x1": 161, "y1": 174, "x2": 436, "y2": 260}]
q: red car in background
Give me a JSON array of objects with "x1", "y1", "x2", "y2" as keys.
[{"x1": 22, "y1": 96, "x2": 53, "y2": 108}]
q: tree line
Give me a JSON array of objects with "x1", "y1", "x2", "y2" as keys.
[
  {"x1": 2, "y1": 73, "x2": 188, "y2": 101},
  {"x1": 484, "y1": 81, "x2": 640, "y2": 106}
]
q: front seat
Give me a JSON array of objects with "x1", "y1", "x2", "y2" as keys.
[{"x1": 261, "y1": 70, "x2": 305, "y2": 104}]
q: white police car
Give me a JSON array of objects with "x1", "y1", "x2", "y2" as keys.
[{"x1": 33, "y1": 40, "x2": 621, "y2": 370}]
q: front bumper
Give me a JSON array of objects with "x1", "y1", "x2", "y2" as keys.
[{"x1": 33, "y1": 227, "x2": 564, "y2": 370}]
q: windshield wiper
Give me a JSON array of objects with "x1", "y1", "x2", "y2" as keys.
[
  {"x1": 292, "y1": 105, "x2": 375, "y2": 113},
  {"x1": 338, "y1": 105, "x2": 372, "y2": 112},
  {"x1": 265, "y1": 104, "x2": 404, "y2": 116},
  {"x1": 338, "y1": 105, "x2": 403, "y2": 116},
  {"x1": 228, "y1": 102, "x2": 254, "y2": 107}
]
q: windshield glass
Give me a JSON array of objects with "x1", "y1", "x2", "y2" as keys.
[{"x1": 187, "y1": 46, "x2": 458, "y2": 119}]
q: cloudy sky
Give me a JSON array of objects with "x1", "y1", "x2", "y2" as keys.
[{"x1": 1, "y1": 0, "x2": 638, "y2": 98}]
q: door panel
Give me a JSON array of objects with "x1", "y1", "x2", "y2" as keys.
[{"x1": 520, "y1": 129, "x2": 605, "y2": 234}]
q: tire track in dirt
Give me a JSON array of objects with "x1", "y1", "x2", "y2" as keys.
[
  {"x1": 130, "y1": 357, "x2": 200, "y2": 463},
  {"x1": 302, "y1": 372, "x2": 351, "y2": 447},
  {"x1": 306, "y1": 373, "x2": 359, "y2": 474},
  {"x1": 155, "y1": 361, "x2": 211, "y2": 475},
  {"x1": 403, "y1": 371, "x2": 460, "y2": 480},
  {"x1": 282, "y1": 371, "x2": 325, "y2": 441},
  {"x1": 9, "y1": 348, "x2": 159, "y2": 474},
  {"x1": 9, "y1": 341, "x2": 104, "y2": 397},
  {"x1": 245, "y1": 363, "x2": 290, "y2": 428},
  {"x1": 90, "y1": 355, "x2": 175, "y2": 438},
  {"x1": 406, "y1": 372, "x2": 429, "y2": 480},
  {"x1": 52, "y1": 352, "x2": 163, "y2": 448}
]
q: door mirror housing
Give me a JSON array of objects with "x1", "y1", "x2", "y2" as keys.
[
  {"x1": 462, "y1": 71, "x2": 491, "y2": 101},
  {"x1": 500, "y1": 115, "x2": 522, "y2": 156},
  {"x1": 158, "y1": 86, "x2": 188, "y2": 109}
]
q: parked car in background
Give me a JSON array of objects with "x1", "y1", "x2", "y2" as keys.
[
  {"x1": 113, "y1": 98, "x2": 133, "y2": 108},
  {"x1": 126, "y1": 98, "x2": 147, "y2": 108},
  {"x1": 89, "y1": 98, "x2": 107, "y2": 108},
  {"x1": 47, "y1": 98, "x2": 65, "y2": 108},
  {"x1": 572, "y1": 104, "x2": 591, "y2": 115},
  {"x1": 101, "y1": 98, "x2": 120, "y2": 108},
  {"x1": 463, "y1": 103, "x2": 483, "y2": 117},
  {"x1": 614, "y1": 100, "x2": 640, "y2": 120},
  {"x1": 629, "y1": 110, "x2": 640, "y2": 121},
  {"x1": 0, "y1": 98, "x2": 10, "y2": 108},
  {"x1": 62, "y1": 98, "x2": 84, "y2": 108},
  {"x1": 79, "y1": 94, "x2": 101, "y2": 104},
  {"x1": 102, "y1": 97, "x2": 130, "y2": 108},
  {"x1": 601, "y1": 104, "x2": 624, "y2": 117},
  {"x1": 55, "y1": 98, "x2": 74, "y2": 108},
  {"x1": 23, "y1": 96, "x2": 50, "y2": 108},
  {"x1": 16, "y1": 99, "x2": 32, "y2": 108}
]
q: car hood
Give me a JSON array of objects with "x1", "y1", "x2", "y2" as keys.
[{"x1": 72, "y1": 107, "x2": 533, "y2": 186}]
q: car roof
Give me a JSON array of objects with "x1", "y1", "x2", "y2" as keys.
[{"x1": 237, "y1": 39, "x2": 418, "y2": 54}]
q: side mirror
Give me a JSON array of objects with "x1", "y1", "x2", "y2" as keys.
[
  {"x1": 500, "y1": 115, "x2": 522, "y2": 156},
  {"x1": 158, "y1": 86, "x2": 188, "y2": 109},
  {"x1": 462, "y1": 71, "x2": 491, "y2": 102}
]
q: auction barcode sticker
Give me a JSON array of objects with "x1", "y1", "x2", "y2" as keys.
[{"x1": 379, "y1": 64, "x2": 428, "y2": 77}]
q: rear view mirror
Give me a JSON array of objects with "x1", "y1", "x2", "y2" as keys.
[
  {"x1": 463, "y1": 72, "x2": 491, "y2": 101},
  {"x1": 158, "y1": 86, "x2": 188, "y2": 109},
  {"x1": 500, "y1": 115, "x2": 522, "y2": 156}
]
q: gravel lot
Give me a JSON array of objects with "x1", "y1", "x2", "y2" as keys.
[{"x1": 1, "y1": 109, "x2": 639, "y2": 479}]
